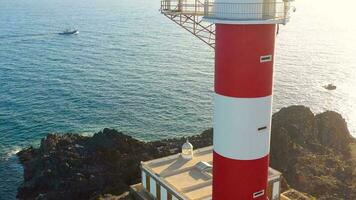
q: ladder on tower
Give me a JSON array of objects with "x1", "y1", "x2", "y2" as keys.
[{"x1": 160, "y1": 0, "x2": 215, "y2": 49}]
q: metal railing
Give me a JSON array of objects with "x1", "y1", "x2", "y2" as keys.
[
  {"x1": 204, "y1": 1, "x2": 291, "y2": 22},
  {"x1": 161, "y1": 0, "x2": 206, "y2": 15},
  {"x1": 160, "y1": 0, "x2": 216, "y2": 48},
  {"x1": 161, "y1": 0, "x2": 291, "y2": 23},
  {"x1": 159, "y1": 0, "x2": 292, "y2": 48}
]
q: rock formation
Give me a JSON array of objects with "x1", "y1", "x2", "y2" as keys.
[
  {"x1": 17, "y1": 106, "x2": 356, "y2": 200},
  {"x1": 270, "y1": 106, "x2": 355, "y2": 200}
]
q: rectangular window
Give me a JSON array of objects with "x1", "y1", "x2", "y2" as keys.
[
  {"x1": 267, "y1": 182, "x2": 273, "y2": 200},
  {"x1": 258, "y1": 126, "x2": 268, "y2": 131},
  {"x1": 150, "y1": 178, "x2": 156, "y2": 198},
  {"x1": 156, "y1": 183, "x2": 161, "y2": 200},
  {"x1": 253, "y1": 190, "x2": 265, "y2": 198},
  {"x1": 161, "y1": 187, "x2": 168, "y2": 200},
  {"x1": 260, "y1": 55, "x2": 272, "y2": 63},
  {"x1": 146, "y1": 174, "x2": 151, "y2": 192}
]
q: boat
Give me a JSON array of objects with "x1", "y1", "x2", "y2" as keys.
[
  {"x1": 323, "y1": 84, "x2": 336, "y2": 90},
  {"x1": 59, "y1": 29, "x2": 79, "y2": 35}
]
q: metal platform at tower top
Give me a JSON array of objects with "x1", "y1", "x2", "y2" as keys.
[
  {"x1": 160, "y1": 0, "x2": 293, "y2": 48},
  {"x1": 160, "y1": 0, "x2": 215, "y2": 48}
]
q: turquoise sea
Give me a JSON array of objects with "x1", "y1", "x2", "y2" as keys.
[{"x1": 1, "y1": 0, "x2": 356, "y2": 198}]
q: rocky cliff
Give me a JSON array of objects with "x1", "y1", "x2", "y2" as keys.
[
  {"x1": 17, "y1": 106, "x2": 356, "y2": 200},
  {"x1": 270, "y1": 106, "x2": 355, "y2": 200}
]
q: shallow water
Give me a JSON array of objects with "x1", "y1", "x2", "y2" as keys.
[{"x1": 1, "y1": 0, "x2": 356, "y2": 198}]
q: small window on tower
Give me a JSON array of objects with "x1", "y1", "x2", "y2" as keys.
[
  {"x1": 258, "y1": 126, "x2": 268, "y2": 131},
  {"x1": 253, "y1": 190, "x2": 265, "y2": 198},
  {"x1": 260, "y1": 55, "x2": 272, "y2": 63}
]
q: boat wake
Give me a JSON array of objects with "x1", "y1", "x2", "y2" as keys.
[
  {"x1": 0, "y1": 30, "x2": 79, "y2": 40},
  {"x1": 0, "y1": 33, "x2": 57, "y2": 40},
  {"x1": 0, "y1": 145, "x2": 22, "y2": 161}
]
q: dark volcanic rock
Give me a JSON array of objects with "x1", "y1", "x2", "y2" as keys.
[
  {"x1": 17, "y1": 128, "x2": 213, "y2": 200},
  {"x1": 270, "y1": 106, "x2": 355, "y2": 200},
  {"x1": 316, "y1": 111, "x2": 352, "y2": 156},
  {"x1": 17, "y1": 106, "x2": 355, "y2": 200}
]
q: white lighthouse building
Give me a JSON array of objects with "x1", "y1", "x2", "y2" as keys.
[{"x1": 131, "y1": 144, "x2": 285, "y2": 200}]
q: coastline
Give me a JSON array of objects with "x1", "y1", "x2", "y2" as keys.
[{"x1": 16, "y1": 105, "x2": 356, "y2": 200}]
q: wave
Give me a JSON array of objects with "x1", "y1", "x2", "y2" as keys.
[
  {"x1": 0, "y1": 31, "x2": 79, "y2": 41},
  {"x1": 0, "y1": 131, "x2": 96, "y2": 161},
  {"x1": 0, "y1": 145, "x2": 23, "y2": 161}
]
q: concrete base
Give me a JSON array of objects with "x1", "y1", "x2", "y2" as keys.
[{"x1": 280, "y1": 189, "x2": 312, "y2": 200}]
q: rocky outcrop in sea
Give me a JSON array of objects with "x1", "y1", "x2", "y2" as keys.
[{"x1": 17, "y1": 106, "x2": 356, "y2": 200}]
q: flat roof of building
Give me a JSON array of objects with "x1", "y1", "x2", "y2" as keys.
[{"x1": 141, "y1": 146, "x2": 281, "y2": 200}]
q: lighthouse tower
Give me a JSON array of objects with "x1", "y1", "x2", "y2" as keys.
[
  {"x1": 160, "y1": 0, "x2": 292, "y2": 199},
  {"x1": 208, "y1": 1, "x2": 291, "y2": 199}
]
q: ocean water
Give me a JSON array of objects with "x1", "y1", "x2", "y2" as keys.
[{"x1": 0, "y1": 0, "x2": 355, "y2": 198}]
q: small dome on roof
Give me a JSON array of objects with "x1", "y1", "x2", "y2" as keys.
[
  {"x1": 182, "y1": 139, "x2": 193, "y2": 149},
  {"x1": 181, "y1": 139, "x2": 194, "y2": 160}
]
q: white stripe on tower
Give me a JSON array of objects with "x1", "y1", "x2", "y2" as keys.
[{"x1": 214, "y1": 94, "x2": 272, "y2": 160}]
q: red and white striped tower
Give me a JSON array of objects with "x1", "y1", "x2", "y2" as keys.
[{"x1": 207, "y1": 1, "x2": 291, "y2": 199}]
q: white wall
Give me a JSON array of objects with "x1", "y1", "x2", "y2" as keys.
[
  {"x1": 142, "y1": 171, "x2": 147, "y2": 189},
  {"x1": 213, "y1": 0, "x2": 265, "y2": 20},
  {"x1": 272, "y1": 181, "x2": 280, "y2": 200},
  {"x1": 150, "y1": 178, "x2": 156, "y2": 198}
]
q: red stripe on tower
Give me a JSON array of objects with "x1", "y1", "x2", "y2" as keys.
[
  {"x1": 215, "y1": 25, "x2": 276, "y2": 98},
  {"x1": 213, "y1": 23, "x2": 276, "y2": 199}
]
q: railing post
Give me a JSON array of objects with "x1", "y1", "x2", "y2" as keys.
[
  {"x1": 283, "y1": 0, "x2": 289, "y2": 24},
  {"x1": 204, "y1": 0, "x2": 208, "y2": 17}
]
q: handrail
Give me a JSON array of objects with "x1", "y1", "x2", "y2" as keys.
[
  {"x1": 204, "y1": 1, "x2": 291, "y2": 22},
  {"x1": 160, "y1": 0, "x2": 216, "y2": 48},
  {"x1": 161, "y1": 0, "x2": 292, "y2": 23},
  {"x1": 161, "y1": 0, "x2": 206, "y2": 15}
]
